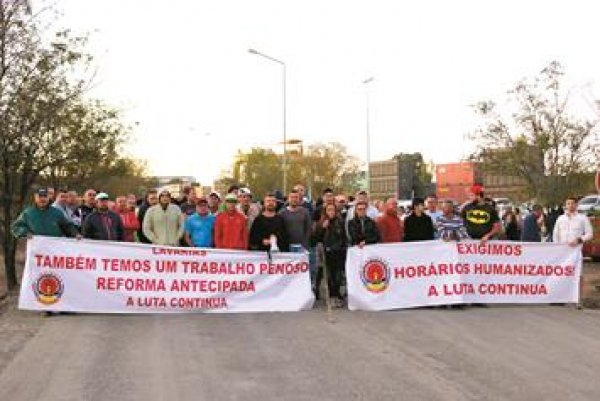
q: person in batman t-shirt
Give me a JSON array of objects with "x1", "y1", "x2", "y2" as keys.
[{"x1": 460, "y1": 185, "x2": 502, "y2": 241}]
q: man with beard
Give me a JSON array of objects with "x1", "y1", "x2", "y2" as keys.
[
  {"x1": 82, "y1": 193, "x2": 124, "y2": 241},
  {"x1": 142, "y1": 190, "x2": 185, "y2": 246},
  {"x1": 249, "y1": 193, "x2": 289, "y2": 252}
]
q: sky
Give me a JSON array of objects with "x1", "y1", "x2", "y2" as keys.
[{"x1": 42, "y1": 0, "x2": 600, "y2": 185}]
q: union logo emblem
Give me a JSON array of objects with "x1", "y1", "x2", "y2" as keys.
[
  {"x1": 360, "y1": 258, "x2": 391, "y2": 294},
  {"x1": 33, "y1": 273, "x2": 64, "y2": 305}
]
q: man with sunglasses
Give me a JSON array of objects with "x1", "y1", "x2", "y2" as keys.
[{"x1": 348, "y1": 201, "x2": 381, "y2": 247}]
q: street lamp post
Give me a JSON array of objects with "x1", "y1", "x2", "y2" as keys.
[
  {"x1": 249, "y1": 48, "x2": 288, "y2": 194},
  {"x1": 363, "y1": 77, "x2": 374, "y2": 192}
]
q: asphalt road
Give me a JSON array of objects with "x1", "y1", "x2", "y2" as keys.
[{"x1": 0, "y1": 305, "x2": 599, "y2": 401}]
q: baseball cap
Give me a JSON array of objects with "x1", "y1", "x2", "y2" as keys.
[
  {"x1": 239, "y1": 187, "x2": 252, "y2": 197},
  {"x1": 197, "y1": 196, "x2": 208, "y2": 205},
  {"x1": 209, "y1": 191, "x2": 221, "y2": 200},
  {"x1": 36, "y1": 188, "x2": 49, "y2": 197},
  {"x1": 225, "y1": 193, "x2": 238, "y2": 203},
  {"x1": 95, "y1": 192, "x2": 110, "y2": 200},
  {"x1": 470, "y1": 185, "x2": 484, "y2": 195}
]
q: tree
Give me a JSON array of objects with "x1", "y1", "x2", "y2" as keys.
[
  {"x1": 219, "y1": 142, "x2": 361, "y2": 199},
  {"x1": 0, "y1": 2, "x2": 150, "y2": 291},
  {"x1": 470, "y1": 61, "x2": 599, "y2": 205}
]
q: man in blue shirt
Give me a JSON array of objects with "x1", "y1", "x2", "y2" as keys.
[
  {"x1": 521, "y1": 204, "x2": 543, "y2": 242},
  {"x1": 184, "y1": 197, "x2": 215, "y2": 248}
]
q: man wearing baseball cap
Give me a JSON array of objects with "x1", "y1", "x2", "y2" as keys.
[
  {"x1": 237, "y1": 187, "x2": 261, "y2": 230},
  {"x1": 82, "y1": 193, "x2": 124, "y2": 241},
  {"x1": 460, "y1": 185, "x2": 502, "y2": 243},
  {"x1": 208, "y1": 191, "x2": 221, "y2": 215},
  {"x1": 184, "y1": 196, "x2": 215, "y2": 248},
  {"x1": 214, "y1": 193, "x2": 248, "y2": 250},
  {"x1": 12, "y1": 188, "x2": 80, "y2": 239}
]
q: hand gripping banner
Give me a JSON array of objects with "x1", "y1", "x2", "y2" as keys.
[
  {"x1": 346, "y1": 241, "x2": 582, "y2": 311},
  {"x1": 19, "y1": 236, "x2": 314, "y2": 313}
]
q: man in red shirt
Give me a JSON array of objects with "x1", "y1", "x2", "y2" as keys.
[
  {"x1": 377, "y1": 198, "x2": 403, "y2": 243},
  {"x1": 214, "y1": 194, "x2": 248, "y2": 250},
  {"x1": 115, "y1": 195, "x2": 140, "y2": 242}
]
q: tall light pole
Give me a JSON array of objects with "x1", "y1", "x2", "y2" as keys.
[
  {"x1": 248, "y1": 48, "x2": 288, "y2": 194},
  {"x1": 363, "y1": 77, "x2": 374, "y2": 192}
]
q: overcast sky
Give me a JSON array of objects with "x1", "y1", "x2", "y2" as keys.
[{"x1": 48, "y1": 0, "x2": 600, "y2": 185}]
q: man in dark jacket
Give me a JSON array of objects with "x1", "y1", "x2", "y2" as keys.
[
  {"x1": 348, "y1": 201, "x2": 381, "y2": 247},
  {"x1": 521, "y1": 204, "x2": 543, "y2": 242},
  {"x1": 403, "y1": 198, "x2": 435, "y2": 242},
  {"x1": 137, "y1": 189, "x2": 158, "y2": 243},
  {"x1": 82, "y1": 193, "x2": 124, "y2": 241},
  {"x1": 249, "y1": 193, "x2": 289, "y2": 251},
  {"x1": 12, "y1": 189, "x2": 80, "y2": 239},
  {"x1": 77, "y1": 188, "x2": 97, "y2": 226}
]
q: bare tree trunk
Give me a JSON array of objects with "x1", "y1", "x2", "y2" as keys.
[{"x1": 1, "y1": 195, "x2": 17, "y2": 290}]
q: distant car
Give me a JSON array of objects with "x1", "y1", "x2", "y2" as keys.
[
  {"x1": 577, "y1": 195, "x2": 600, "y2": 214},
  {"x1": 582, "y1": 207, "x2": 600, "y2": 262}
]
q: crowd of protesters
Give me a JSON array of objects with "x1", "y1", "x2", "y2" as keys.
[{"x1": 11, "y1": 183, "x2": 594, "y2": 308}]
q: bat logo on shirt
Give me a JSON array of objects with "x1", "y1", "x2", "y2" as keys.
[{"x1": 466, "y1": 210, "x2": 490, "y2": 225}]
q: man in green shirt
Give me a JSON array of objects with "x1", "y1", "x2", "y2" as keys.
[{"x1": 12, "y1": 188, "x2": 80, "y2": 239}]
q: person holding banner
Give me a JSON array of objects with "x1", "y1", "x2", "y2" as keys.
[
  {"x1": 377, "y1": 198, "x2": 403, "y2": 243},
  {"x1": 82, "y1": 193, "x2": 124, "y2": 241},
  {"x1": 403, "y1": 198, "x2": 435, "y2": 242},
  {"x1": 552, "y1": 197, "x2": 593, "y2": 246},
  {"x1": 184, "y1": 196, "x2": 215, "y2": 248},
  {"x1": 142, "y1": 190, "x2": 185, "y2": 246},
  {"x1": 214, "y1": 193, "x2": 248, "y2": 250},
  {"x1": 249, "y1": 193, "x2": 289, "y2": 252},
  {"x1": 348, "y1": 201, "x2": 381, "y2": 247},
  {"x1": 12, "y1": 188, "x2": 80, "y2": 239},
  {"x1": 114, "y1": 195, "x2": 139, "y2": 242},
  {"x1": 552, "y1": 196, "x2": 593, "y2": 309},
  {"x1": 314, "y1": 203, "x2": 347, "y2": 305},
  {"x1": 461, "y1": 185, "x2": 502, "y2": 243},
  {"x1": 437, "y1": 199, "x2": 469, "y2": 242}
]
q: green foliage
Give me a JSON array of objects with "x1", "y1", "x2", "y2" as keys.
[
  {"x1": 0, "y1": 2, "x2": 152, "y2": 290},
  {"x1": 470, "y1": 61, "x2": 599, "y2": 205},
  {"x1": 222, "y1": 142, "x2": 362, "y2": 199}
]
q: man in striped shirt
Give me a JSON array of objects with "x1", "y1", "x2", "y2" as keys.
[{"x1": 437, "y1": 200, "x2": 470, "y2": 242}]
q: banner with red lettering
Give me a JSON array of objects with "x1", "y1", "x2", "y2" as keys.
[
  {"x1": 346, "y1": 241, "x2": 582, "y2": 311},
  {"x1": 19, "y1": 236, "x2": 314, "y2": 313}
]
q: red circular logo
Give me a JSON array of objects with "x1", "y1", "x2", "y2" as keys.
[
  {"x1": 360, "y1": 258, "x2": 391, "y2": 294},
  {"x1": 33, "y1": 273, "x2": 64, "y2": 305}
]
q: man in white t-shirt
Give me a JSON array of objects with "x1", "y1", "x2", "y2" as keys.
[
  {"x1": 552, "y1": 196, "x2": 593, "y2": 309},
  {"x1": 553, "y1": 197, "x2": 593, "y2": 245}
]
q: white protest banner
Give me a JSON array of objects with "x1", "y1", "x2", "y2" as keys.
[
  {"x1": 19, "y1": 236, "x2": 314, "y2": 313},
  {"x1": 346, "y1": 241, "x2": 582, "y2": 311}
]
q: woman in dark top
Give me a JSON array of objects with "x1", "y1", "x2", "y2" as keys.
[
  {"x1": 314, "y1": 203, "x2": 347, "y2": 305},
  {"x1": 504, "y1": 211, "x2": 521, "y2": 241}
]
